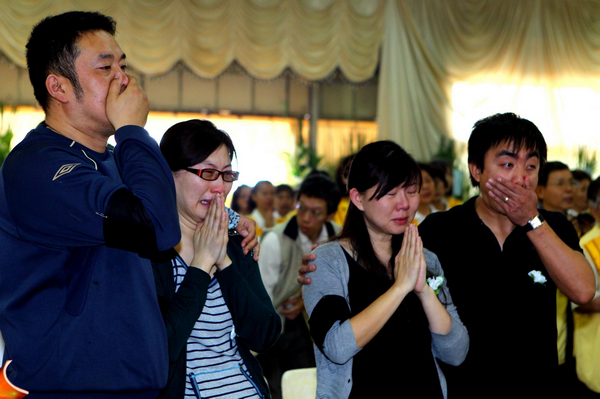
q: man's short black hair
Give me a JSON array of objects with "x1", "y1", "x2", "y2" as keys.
[
  {"x1": 468, "y1": 113, "x2": 547, "y2": 187},
  {"x1": 588, "y1": 177, "x2": 600, "y2": 206},
  {"x1": 275, "y1": 184, "x2": 294, "y2": 197},
  {"x1": 538, "y1": 161, "x2": 570, "y2": 187},
  {"x1": 298, "y1": 174, "x2": 341, "y2": 216},
  {"x1": 572, "y1": 169, "x2": 592, "y2": 183},
  {"x1": 26, "y1": 11, "x2": 117, "y2": 111}
]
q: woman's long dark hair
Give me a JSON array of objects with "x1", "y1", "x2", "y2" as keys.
[{"x1": 338, "y1": 141, "x2": 422, "y2": 279}]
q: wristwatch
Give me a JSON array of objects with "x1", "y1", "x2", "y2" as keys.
[{"x1": 523, "y1": 213, "x2": 545, "y2": 232}]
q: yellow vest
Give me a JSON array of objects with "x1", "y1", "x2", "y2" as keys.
[{"x1": 574, "y1": 225, "x2": 600, "y2": 392}]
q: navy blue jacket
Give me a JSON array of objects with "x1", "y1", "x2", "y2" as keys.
[{"x1": 0, "y1": 123, "x2": 180, "y2": 397}]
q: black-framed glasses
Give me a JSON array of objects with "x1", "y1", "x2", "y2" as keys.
[
  {"x1": 296, "y1": 203, "x2": 325, "y2": 219},
  {"x1": 184, "y1": 168, "x2": 240, "y2": 182},
  {"x1": 547, "y1": 179, "x2": 575, "y2": 188}
]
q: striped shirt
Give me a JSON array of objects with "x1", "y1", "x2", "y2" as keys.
[{"x1": 173, "y1": 256, "x2": 261, "y2": 399}]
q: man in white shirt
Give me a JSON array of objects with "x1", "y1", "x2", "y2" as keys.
[{"x1": 258, "y1": 172, "x2": 341, "y2": 399}]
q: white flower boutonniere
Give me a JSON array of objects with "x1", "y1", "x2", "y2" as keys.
[
  {"x1": 427, "y1": 276, "x2": 445, "y2": 295},
  {"x1": 528, "y1": 270, "x2": 547, "y2": 286}
]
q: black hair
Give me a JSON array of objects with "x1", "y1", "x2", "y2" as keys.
[
  {"x1": 160, "y1": 119, "x2": 236, "y2": 172},
  {"x1": 577, "y1": 213, "x2": 596, "y2": 234},
  {"x1": 428, "y1": 163, "x2": 448, "y2": 188},
  {"x1": 339, "y1": 140, "x2": 422, "y2": 279},
  {"x1": 26, "y1": 11, "x2": 116, "y2": 111},
  {"x1": 334, "y1": 154, "x2": 356, "y2": 195},
  {"x1": 248, "y1": 181, "x2": 274, "y2": 213},
  {"x1": 572, "y1": 169, "x2": 592, "y2": 183},
  {"x1": 305, "y1": 169, "x2": 332, "y2": 182},
  {"x1": 588, "y1": 177, "x2": 600, "y2": 205},
  {"x1": 468, "y1": 113, "x2": 547, "y2": 187},
  {"x1": 231, "y1": 184, "x2": 251, "y2": 214},
  {"x1": 430, "y1": 159, "x2": 452, "y2": 173},
  {"x1": 417, "y1": 163, "x2": 436, "y2": 182},
  {"x1": 538, "y1": 161, "x2": 570, "y2": 187},
  {"x1": 298, "y1": 174, "x2": 342, "y2": 215},
  {"x1": 430, "y1": 159, "x2": 452, "y2": 195},
  {"x1": 275, "y1": 184, "x2": 294, "y2": 197}
]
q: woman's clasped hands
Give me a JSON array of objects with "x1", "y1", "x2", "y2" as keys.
[
  {"x1": 393, "y1": 224, "x2": 427, "y2": 295},
  {"x1": 190, "y1": 193, "x2": 232, "y2": 275}
]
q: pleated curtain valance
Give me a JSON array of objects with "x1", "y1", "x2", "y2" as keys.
[
  {"x1": 0, "y1": 0, "x2": 384, "y2": 82},
  {"x1": 3, "y1": 0, "x2": 600, "y2": 161}
]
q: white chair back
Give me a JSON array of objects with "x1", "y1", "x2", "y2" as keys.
[{"x1": 281, "y1": 367, "x2": 317, "y2": 399}]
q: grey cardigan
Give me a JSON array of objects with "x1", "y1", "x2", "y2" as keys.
[{"x1": 302, "y1": 241, "x2": 469, "y2": 399}]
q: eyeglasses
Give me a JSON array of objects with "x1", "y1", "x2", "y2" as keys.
[
  {"x1": 184, "y1": 168, "x2": 240, "y2": 182},
  {"x1": 547, "y1": 179, "x2": 575, "y2": 188},
  {"x1": 296, "y1": 203, "x2": 325, "y2": 219}
]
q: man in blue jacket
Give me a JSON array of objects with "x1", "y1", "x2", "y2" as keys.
[{"x1": 0, "y1": 11, "x2": 181, "y2": 398}]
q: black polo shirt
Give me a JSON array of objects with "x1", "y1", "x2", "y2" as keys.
[{"x1": 419, "y1": 196, "x2": 581, "y2": 398}]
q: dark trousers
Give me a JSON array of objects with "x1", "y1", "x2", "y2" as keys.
[{"x1": 257, "y1": 316, "x2": 315, "y2": 399}]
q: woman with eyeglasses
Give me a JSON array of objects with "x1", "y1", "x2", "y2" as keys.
[
  {"x1": 152, "y1": 119, "x2": 281, "y2": 399},
  {"x1": 302, "y1": 141, "x2": 468, "y2": 398}
]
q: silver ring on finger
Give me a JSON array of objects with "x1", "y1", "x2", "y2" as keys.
[{"x1": 504, "y1": 196, "x2": 509, "y2": 203}]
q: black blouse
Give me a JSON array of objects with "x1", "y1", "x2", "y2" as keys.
[{"x1": 343, "y1": 249, "x2": 443, "y2": 399}]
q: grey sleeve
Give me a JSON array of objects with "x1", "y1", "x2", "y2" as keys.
[
  {"x1": 425, "y1": 249, "x2": 469, "y2": 366},
  {"x1": 303, "y1": 242, "x2": 360, "y2": 365}
]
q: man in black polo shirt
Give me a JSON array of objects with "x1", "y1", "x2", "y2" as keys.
[
  {"x1": 418, "y1": 113, "x2": 595, "y2": 397},
  {"x1": 298, "y1": 113, "x2": 596, "y2": 398}
]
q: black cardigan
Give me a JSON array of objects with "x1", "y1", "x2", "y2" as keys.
[{"x1": 152, "y1": 235, "x2": 282, "y2": 398}]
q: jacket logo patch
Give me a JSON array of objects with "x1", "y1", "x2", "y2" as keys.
[{"x1": 53, "y1": 163, "x2": 81, "y2": 181}]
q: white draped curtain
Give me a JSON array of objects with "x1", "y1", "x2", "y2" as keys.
[
  {"x1": 3, "y1": 0, "x2": 600, "y2": 163},
  {"x1": 0, "y1": 0, "x2": 383, "y2": 82},
  {"x1": 378, "y1": 0, "x2": 600, "y2": 161}
]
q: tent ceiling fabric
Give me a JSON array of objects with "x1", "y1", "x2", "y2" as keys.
[
  {"x1": 4, "y1": 0, "x2": 600, "y2": 162},
  {"x1": 0, "y1": 0, "x2": 383, "y2": 82},
  {"x1": 378, "y1": 0, "x2": 600, "y2": 161}
]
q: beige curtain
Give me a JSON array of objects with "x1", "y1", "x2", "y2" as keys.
[
  {"x1": 378, "y1": 0, "x2": 600, "y2": 161},
  {"x1": 0, "y1": 0, "x2": 383, "y2": 82}
]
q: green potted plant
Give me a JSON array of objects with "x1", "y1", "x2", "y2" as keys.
[
  {"x1": 576, "y1": 145, "x2": 597, "y2": 176},
  {"x1": 286, "y1": 121, "x2": 323, "y2": 182}
]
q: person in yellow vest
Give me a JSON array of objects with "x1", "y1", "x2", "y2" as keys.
[
  {"x1": 572, "y1": 170, "x2": 592, "y2": 216},
  {"x1": 248, "y1": 180, "x2": 277, "y2": 237},
  {"x1": 274, "y1": 184, "x2": 296, "y2": 224},
  {"x1": 332, "y1": 154, "x2": 355, "y2": 227},
  {"x1": 572, "y1": 170, "x2": 596, "y2": 237},
  {"x1": 536, "y1": 161, "x2": 578, "y2": 389},
  {"x1": 414, "y1": 163, "x2": 437, "y2": 225},
  {"x1": 574, "y1": 177, "x2": 600, "y2": 397}
]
